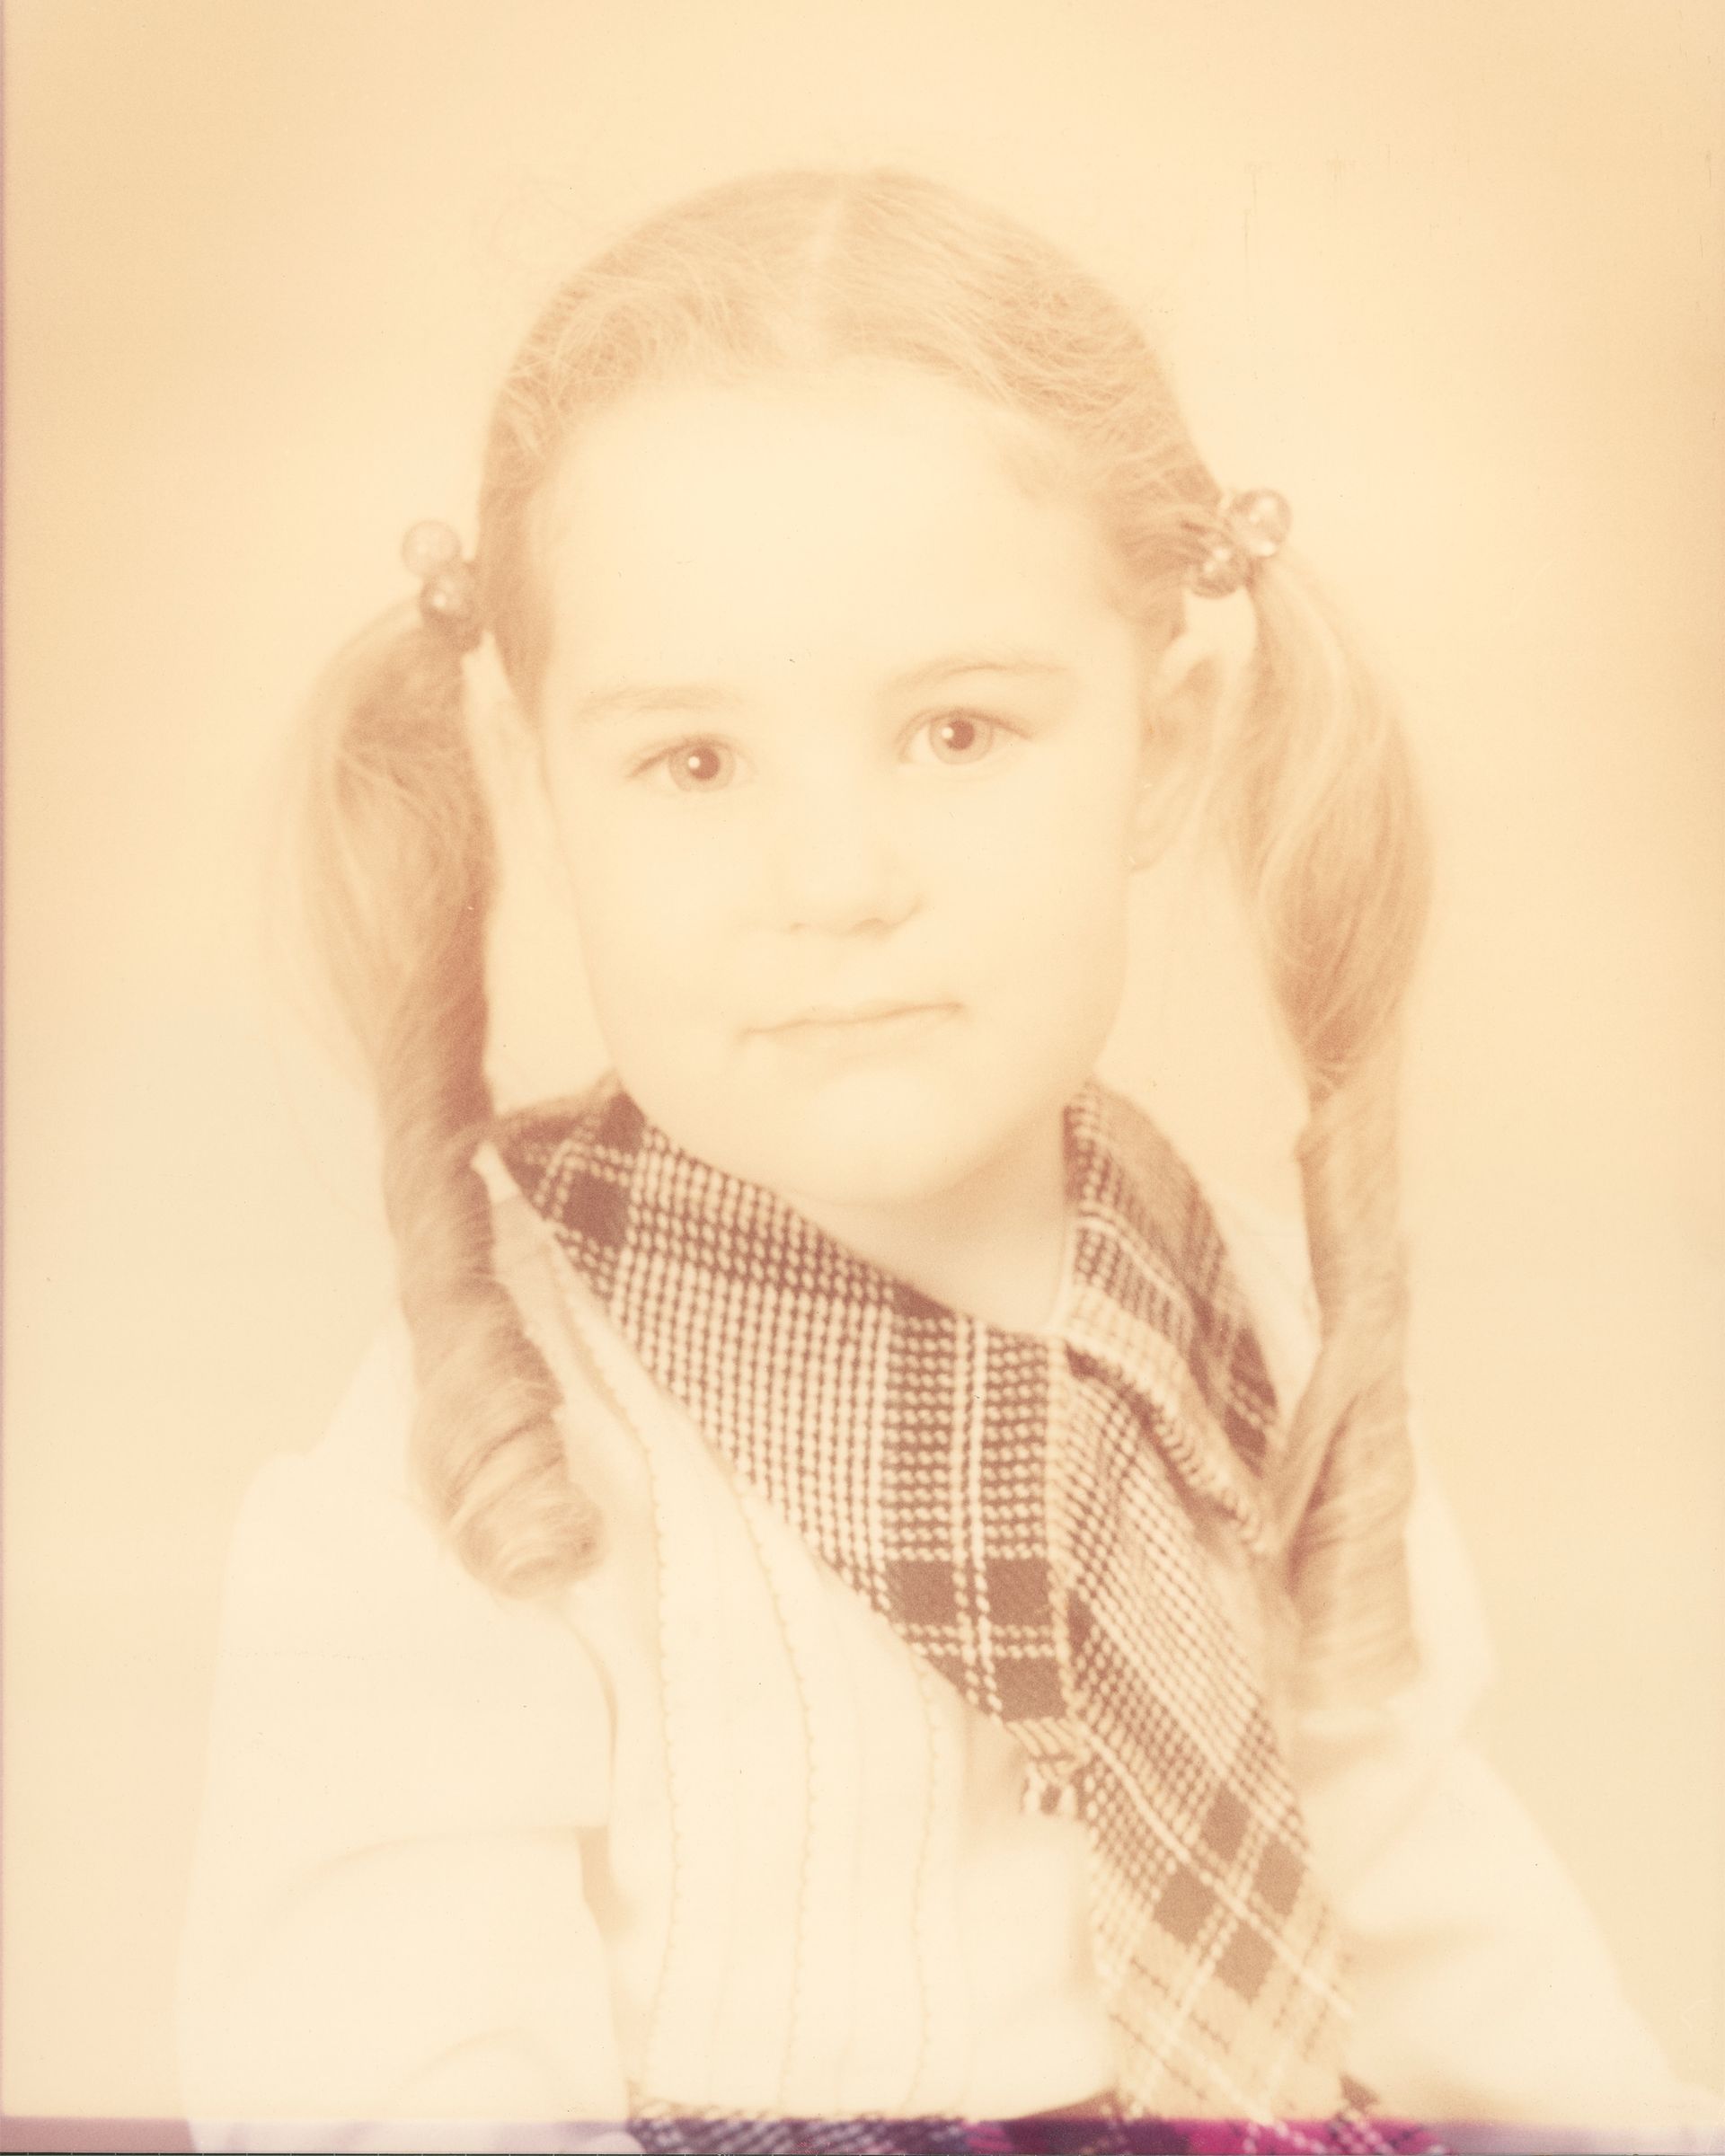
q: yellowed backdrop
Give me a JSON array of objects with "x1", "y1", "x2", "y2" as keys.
[{"x1": 5, "y1": 0, "x2": 1721, "y2": 2117}]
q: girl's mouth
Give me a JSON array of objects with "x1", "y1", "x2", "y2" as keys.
[{"x1": 758, "y1": 1002, "x2": 960, "y2": 1054}]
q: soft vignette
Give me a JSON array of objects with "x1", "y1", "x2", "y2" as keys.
[{"x1": 4, "y1": 0, "x2": 1721, "y2": 2119}]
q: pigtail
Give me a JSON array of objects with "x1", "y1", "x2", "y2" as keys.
[
  {"x1": 296, "y1": 608, "x2": 602, "y2": 1596},
  {"x1": 1217, "y1": 554, "x2": 1431, "y2": 1707}
]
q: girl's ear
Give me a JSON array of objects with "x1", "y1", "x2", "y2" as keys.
[
  {"x1": 464, "y1": 640, "x2": 581, "y2": 914},
  {"x1": 465, "y1": 633, "x2": 595, "y2": 914},
  {"x1": 1132, "y1": 591, "x2": 1257, "y2": 869},
  {"x1": 464, "y1": 637, "x2": 537, "y2": 800}
]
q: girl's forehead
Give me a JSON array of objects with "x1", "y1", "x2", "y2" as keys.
[{"x1": 535, "y1": 368, "x2": 1123, "y2": 688}]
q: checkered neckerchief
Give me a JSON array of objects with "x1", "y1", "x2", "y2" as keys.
[{"x1": 499, "y1": 1081, "x2": 1355, "y2": 2123}]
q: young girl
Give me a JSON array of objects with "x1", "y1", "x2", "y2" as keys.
[{"x1": 177, "y1": 168, "x2": 1719, "y2": 2156}]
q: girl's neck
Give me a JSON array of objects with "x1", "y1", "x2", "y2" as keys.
[{"x1": 783, "y1": 1108, "x2": 1072, "y2": 1335}]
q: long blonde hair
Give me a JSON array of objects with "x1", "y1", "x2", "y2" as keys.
[{"x1": 299, "y1": 169, "x2": 1429, "y2": 1702}]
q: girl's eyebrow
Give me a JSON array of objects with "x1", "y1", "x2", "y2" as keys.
[
  {"x1": 889, "y1": 650, "x2": 1074, "y2": 694},
  {"x1": 572, "y1": 682, "x2": 744, "y2": 726},
  {"x1": 572, "y1": 652, "x2": 1073, "y2": 726}
]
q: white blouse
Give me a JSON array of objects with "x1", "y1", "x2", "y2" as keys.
[{"x1": 176, "y1": 1154, "x2": 1720, "y2": 2153}]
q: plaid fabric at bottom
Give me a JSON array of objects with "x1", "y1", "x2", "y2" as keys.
[
  {"x1": 498, "y1": 1082, "x2": 1391, "y2": 2134},
  {"x1": 625, "y1": 2105, "x2": 1446, "y2": 2154}
]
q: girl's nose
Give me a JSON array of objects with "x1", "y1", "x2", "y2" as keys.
[{"x1": 767, "y1": 779, "x2": 918, "y2": 936}]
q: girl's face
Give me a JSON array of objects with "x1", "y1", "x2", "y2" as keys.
[{"x1": 533, "y1": 367, "x2": 1160, "y2": 1215}]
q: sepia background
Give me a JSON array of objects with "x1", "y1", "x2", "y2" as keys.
[{"x1": 4, "y1": 0, "x2": 1721, "y2": 2121}]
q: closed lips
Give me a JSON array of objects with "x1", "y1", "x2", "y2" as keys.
[{"x1": 769, "y1": 1001, "x2": 951, "y2": 1029}]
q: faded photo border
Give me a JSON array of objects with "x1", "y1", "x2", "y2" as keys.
[{"x1": 4, "y1": 0, "x2": 1721, "y2": 2145}]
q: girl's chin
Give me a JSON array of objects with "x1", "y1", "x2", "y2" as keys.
[
  {"x1": 738, "y1": 1128, "x2": 976, "y2": 1215},
  {"x1": 705, "y1": 1081, "x2": 1050, "y2": 1217},
  {"x1": 624, "y1": 1036, "x2": 1079, "y2": 1214}
]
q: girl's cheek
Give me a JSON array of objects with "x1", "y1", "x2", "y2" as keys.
[
  {"x1": 566, "y1": 780, "x2": 707, "y2": 876},
  {"x1": 586, "y1": 815, "x2": 759, "y2": 961},
  {"x1": 936, "y1": 781, "x2": 1134, "y2": 910}
]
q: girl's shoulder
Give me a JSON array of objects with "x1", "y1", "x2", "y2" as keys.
[
  {"x1": 1201, "y1": 1220, "x2": 1496, "y2": 1754},
  {"x1": 217, "y1": 1306, "x2": 593, "y2": 1701},
  {"x1": 1199, "y1": 1182, "x2": 1323, "y2": 1409},
  {"x1": 217, "y1": 1122, "x2": 643, "y2": 1695},
  {"x1": 1093, "y1": 1099, "x2": 1499, "y2": 1750},
  {"x1": 1081, "y1": 1082, "x2": 1314, "y2": 1422},
  {"x1": 221, "y1": 1317, "x2": 421, "y2": 1635}
]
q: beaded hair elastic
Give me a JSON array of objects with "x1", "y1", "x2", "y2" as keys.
[
  {"x1": 402, "y1": 519, "x2": 484, "y2": 651},
  {"x1": 1185, "y1": 488, "x2": 1292, "y2": 598}
]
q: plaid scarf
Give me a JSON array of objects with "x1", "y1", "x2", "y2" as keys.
[{"x1": 498, "y1": 1080, "x2": 1362, "y2": 2128}]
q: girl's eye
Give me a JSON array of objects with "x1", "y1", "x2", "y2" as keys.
[
  {"x1": 658, "y1": 738, "x2": 737, "y2": 792},
  {"x1": 912, "y1": 711, "x2": 1003, "y2": 766}
]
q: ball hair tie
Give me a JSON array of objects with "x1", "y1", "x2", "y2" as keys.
[
  {"x1": 402, "y1": 519, "x2": 484, "y2": 651},
  {"x1": 1185, "y1": 487, "x2": 1293, "y2": 599}
]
